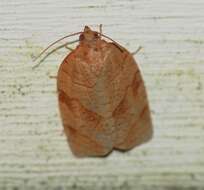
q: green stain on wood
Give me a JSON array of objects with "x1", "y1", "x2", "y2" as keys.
[
  {"x1": 185, "y1": 39, "x2": 204, "y2": 44},
  {"x1": 158, "y1": 68, "x2": 200, "y2": 79},
  {"x1": 174, "y1": 70, "x2": 184, "y2": 77}
]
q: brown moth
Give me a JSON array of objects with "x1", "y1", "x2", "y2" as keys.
[{"x1": 35, "y1": 25, "x2": 153, "y2": 157}]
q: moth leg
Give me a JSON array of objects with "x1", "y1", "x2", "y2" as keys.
[
  {"x1": 99, "y1": 24, "x2": 102, "y2": 38},
  {"x1": 65, "y1": 45, "x2": 74, "y2": 51},
  {"x1": 131, "y1": 46, "x2": 142, "y2": 55}
]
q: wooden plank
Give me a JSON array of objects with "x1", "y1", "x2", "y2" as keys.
[{"x1": 0, "y1": 0, "x2": 204, "y2": 189}]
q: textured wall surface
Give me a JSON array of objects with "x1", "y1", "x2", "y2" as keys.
[{"x1": 0, "y1": 0, "x2": 204, "y2": 189}]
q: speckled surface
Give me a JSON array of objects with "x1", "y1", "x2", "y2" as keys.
[{"x1": 0, "y1": 0, "x2": 204, "y2": 189}]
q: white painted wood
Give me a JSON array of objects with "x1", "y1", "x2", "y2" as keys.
[{"x1": 0, "y1": 0, "x2": 204, "y2": 189}]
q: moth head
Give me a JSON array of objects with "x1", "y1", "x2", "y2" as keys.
[{"x1": 79, "y1": 26, "x2": 99, "y2": 42}]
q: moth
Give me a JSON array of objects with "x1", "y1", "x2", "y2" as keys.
[{"x1": 34, "y1": 25, "x2": 153, "y2": 157}]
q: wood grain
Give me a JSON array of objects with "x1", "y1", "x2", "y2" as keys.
[{"x1": 0, "y1": 0, "x2": 204, "y2": 189}]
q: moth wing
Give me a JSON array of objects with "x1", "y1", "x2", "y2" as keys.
[
  {"x1": 111, "y1": 50, "x2": 153, "y2": 150},
  {"x1": 57, "y1": 55, "x2": 112, "y2": 157},
  {"x1": 63, "y1": 123, "x2": 111, "y2": 157}
]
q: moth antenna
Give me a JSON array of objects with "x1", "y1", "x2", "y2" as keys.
[
  {"x1": 33, "y1": 31, "x2": 82, "y2": 62},
  {"x1": 99, "y1": 32, "x2": 124, "y2": 52}
]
